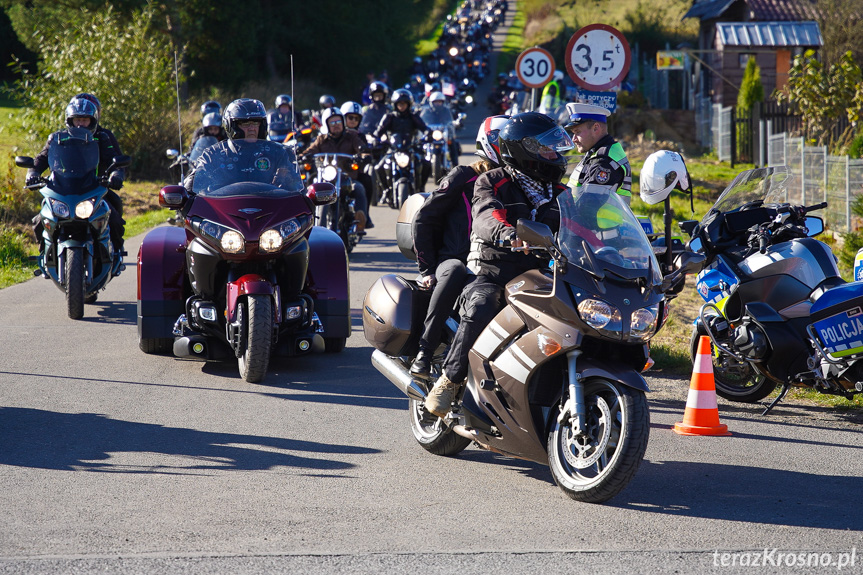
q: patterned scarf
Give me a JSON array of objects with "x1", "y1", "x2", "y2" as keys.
[{"x1": 509, "y1": 168, "x2": 552, "y2": 220}]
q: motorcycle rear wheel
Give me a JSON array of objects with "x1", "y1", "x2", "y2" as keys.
[
  {"x1": 65, "y1": 247, "x2": 85, "y2": 320},
  {"x1": 409, "y1": 398, "x2": 471, "y2": 456},
  {"x1": 689, "y1": 328, "x2": 777, "y2": 403},
  {"x1": 547, "y1": 378, "x2": 649, "y2": 503},
  {"x1": 238, "y1": 295, "x2": 273, "y2": 383}
]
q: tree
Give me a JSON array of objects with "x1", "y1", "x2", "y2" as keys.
[{"x1": 737, "y1": 56, "x2": 763, "y2": 111}]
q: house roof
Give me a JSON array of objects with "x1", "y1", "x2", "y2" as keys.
[
  {"x1": 684, "y1": 0, "x2": 817, "y2": 21},
  {"x1": 715, "y1": 20, "x2": 823, "y2": 47}
]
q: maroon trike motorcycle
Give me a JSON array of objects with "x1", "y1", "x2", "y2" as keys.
[{"x1": 137, "y1": 138, "x2": 351, "y2": 383}]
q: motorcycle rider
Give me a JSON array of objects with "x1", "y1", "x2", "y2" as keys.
[
  {"x1": 487, "y1": 73, "x2": 509, "y2": 113},
  {"x1": 409, "y1": 115, "x2": 510, "y2": 378},
  {"x1": 318, "y1": 94, "x2": 337, "y2": 118},
  {"x1": 341, "y1": 101, "x2": 376, "y2": 226},
  {"x1": 190, "y1": 111, "x2": 227, "y2": 148},
  {"x1": 564, "y1": 102, "x2": 632, "y2": 206},
  {"x1": 267, "y1": 94, "x2": 302, "y2": 131},
  {"x1": 424, "y1": 112, "x2": 574, "y2": 418},
  {"x1": 372, "y1": 88, "x2": 431, "y2": 199},
  {"x1": 302, "y1": 107, "x2": 370, "y2": 234},
  {"x1": 28, "y1": 96, "x2": 127, "y2": 259},
  {"x1": 359, "y1": 81, "x2": 390, "y2": 135},
  {"x1": 200, "y1": 100, "x2": 221, "y2": 117},
  {"x1": 425, "y1": 91, "x2": 461, "y2": 168}
]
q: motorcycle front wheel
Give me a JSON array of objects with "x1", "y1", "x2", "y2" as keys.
[
  {"x1": 395, "y1": 181, "x2": 411, "y2": 210},
  {"x1": 431, "y1": 153, "x2": 444, "y2": 185},
  {"x1": 547, "y1": 378, "x2": 649, "y2": 503},
  {"x1": 237, "y1": 294, "x2": 273, "y2": 383},
  {"x1": 689, "y1": 328, "x2": 777, "y2": 403},
  {"x1": 65, "y1": 247, "x2": 85, "y2": 320},
  {"x1": 409, "y1": 398, "x2": 471, "y2": 456}
]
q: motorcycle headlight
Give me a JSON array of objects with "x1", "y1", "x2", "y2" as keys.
[
  {"x1": 198, "y1": 219, "x2": 245, "y2": 254},
  {"x1": 75, "y1": 199, "x2": 95, "y2": 219},
  {"x1": 577, "y1": 298, "x2": 622, "y2": 336},
  {"x1": 50, "y1": 199, "x2": 70, "y2": 219},
  {"x1": 322, "y1": 165, "x2": 339, "y2": 182},
  {"x1": 465, "y1": 95, "x2": 474, "y2": 104},
  {"x1": 395, "y1": 152, "x2": 411, "y2": 168},
  {"x1": 432, "y1": 130, "x2": 444, "y2": 141},
  {"x1": 630, "y1": 304, "x2": 659, "y2": 341},
  {"x1": 259, "y1": 229, "x2": 283, "y2": 252}
]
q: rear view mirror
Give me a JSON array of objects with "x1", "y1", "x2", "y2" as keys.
[
  {"x1": 307, "y1": 182, "x2": 337, "y2": 206},
  {"x1": 15, "y1": 156, "x2": 34, "y2": 169},
  {"x1": 516, "y1": 219, "x2": 554, "y2": 249},
  {"x1": 166, "y1": 149, "x2": 179, "y2": 160},
  {"x1": 805, "y1": 216, "x2": 824, "y2": 237},
  {"x1": 159, "y1": 185, "x2": 189, "y2": 208}
]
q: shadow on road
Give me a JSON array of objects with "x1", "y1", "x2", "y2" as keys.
[
  {"x1": 0, "y1": 407, "x2": 380, "y2": 474},
  {"x1": 616, "y1": 459, "x2": 863, "y2": 531},
  {"x1": 79, "y1": 301, "x2": 137, "y2": 325}
]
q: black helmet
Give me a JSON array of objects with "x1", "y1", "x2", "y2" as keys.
[
  {"x1": 498, "y1": 112, "x2": 573, "y2": 183},
  {"x1": 202, "y1": 112, "x2": 222, "y2": 129},
  {"x1": 222, "y1": 98, "x2": 268, "y2": 139},
  {"x1": 65, "y1": 97, "x2": 99, "y2": 133},
  {"x1": 391, "y1": 88, "x2": 414, "y2": 107},
  {"x1": 369, "y1": 81, "x2": 389, "y2": 98},
  {"x1": 319, "y1": 94, "x2": 336, "y2": 109},
  {"x1": 201, "y1": 100, "x2": 221, "y2": 117},
  {"x1": 71, "y1": 93, "x2": 101, "y2": 121},
  {"x1": 275, "y1": 94, "x2": 292, "y2": 108}
]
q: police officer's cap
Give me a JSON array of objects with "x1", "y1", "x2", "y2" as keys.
[{"x1": 565, "y1": 102, "x2": 611, "y2": 128}]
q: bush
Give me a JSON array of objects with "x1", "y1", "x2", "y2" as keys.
[{"x1": 7, "y1": 5, "x2": 178, "y2": 178}]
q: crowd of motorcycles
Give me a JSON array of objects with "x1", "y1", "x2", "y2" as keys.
[{"x1": 14, "y1": 0, "x2": 863, "y2": 504}]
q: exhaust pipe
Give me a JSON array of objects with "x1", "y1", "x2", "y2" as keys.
[{"x1": 371, "y1": 349, "x2": 427, "y2": 402}]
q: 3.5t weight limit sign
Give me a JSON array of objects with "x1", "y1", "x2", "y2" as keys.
[
  {"x1": 565, "y1": 24, "x2": 631, "y2": 91},
  {"x1": 515, "y1": 47, "x2": 555, "y2": 89}
]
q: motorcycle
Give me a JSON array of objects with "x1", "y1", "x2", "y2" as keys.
[
  {"x1": 682, "y1": 165, "x2": 863, "y2": 413},
  {"x1": 377, "y1": 132, "x2": 423, "y2": 210},
  {"x1": 167, "y1": 135, "x2": 219, "y2": 182},
  {"x1": 308, "y1": 152, "x2": 363, "y2": 253},
  {"x1": 364, "y1": 186, "x2": 703, "y2": 502},
  {"x1": 419, "y1": 106, "x2": 457, "y2": 184},
  {"x1": 15, "y1": 127, "x2": 131, "y2": 319},
  {"x1": 137, "y1": 138, "x2": 351, "y2": 383}
]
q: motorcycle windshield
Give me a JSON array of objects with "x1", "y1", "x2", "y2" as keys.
[
  {"x1": 558, "y1": 184, "x2": 662, "y2": 285},
  {"x1": 709, "y1": 165, "x2": 792, "y2": 215},
  {"x1": 420, "y1": 106, "x2": 453, "y2": 126},
  {"x1": 47, "y1": 127, "x2": 100, "y2": 194},
  {"x1": 189, "y1": 135, "x2": 219, "y2": 163},
  {"x1": 191, "y1": 139, "x2": 303, "y2": 197}
]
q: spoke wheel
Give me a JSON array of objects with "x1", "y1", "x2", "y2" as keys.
[{"x1": 689, "y1": 328, "x2": 776, "y2": 403}]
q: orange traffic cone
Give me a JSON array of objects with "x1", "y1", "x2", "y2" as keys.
[{"x1": 673, "y1": 335, "x2": 731, "y2": 436}]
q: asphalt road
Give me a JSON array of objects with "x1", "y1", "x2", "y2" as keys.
[{"x1": 2, "y1": 14, "x2": 863, "y2": 575}]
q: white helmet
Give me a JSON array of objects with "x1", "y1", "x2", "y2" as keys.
[
  {"x1": 340, "y1": 101, "x2": 363, "y2": 116},
  {"x1": 320, "y1": 107, "x2": 344, "y2": 135},
  {"x1": 429, "y1": 91, "x2": 447, "y2": 106},
  {"x1": 475, "y1": 115, "x2": 510, "y2": 166},
  {"x1": 640, "y1": 150, "x2": 691, "y2": 205}
]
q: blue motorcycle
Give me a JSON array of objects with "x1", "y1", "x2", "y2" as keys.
[
  {"x1": 16, "y1": 127, "x2": 130, "y2": 319},
  {"x1": 682, "y1": 166, "x2": 862, "y2": 413}
]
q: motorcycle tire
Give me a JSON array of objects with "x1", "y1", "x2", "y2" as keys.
[
  {"x1": 65, "y1": 247, "x2": 85, "y2": 320},
  {"x1": 547, "y1": 378, "x2": 649, "y2": 503},
  {"x1": 409, "y1": 398, "x2": 471, "y2": 456},
  {"x1": 395, "y1": 181, "x2": 411, "y2": 210},
  {"x1": 237, "y1": 294, "x2": 273, "y2": 383},
  {"x1": 139, "y1": 335, "x2": 173, "y2": 354},
  {"x1": 431, "y1": 154, "x2": 444, "y2": 185},
  {"x1": 689, "y1": 328, "x2": 777, "y2": 403}
]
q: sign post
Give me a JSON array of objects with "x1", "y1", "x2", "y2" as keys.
[{"x1": 515, "y1": 46, "x2": 555, "y2": 112}]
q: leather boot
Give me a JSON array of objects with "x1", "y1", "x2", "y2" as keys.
[
  {"x1": 424, "y1": 373, "x2": 464, "y2": 418},
  {"x1": 409, "y1": 348, "x2": 432, "y2": 378},
  {"x1": 355, "y1": 210, "x2": 366, "y2": 234}
]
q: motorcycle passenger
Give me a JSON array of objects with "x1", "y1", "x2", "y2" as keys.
[
  {"x1": 318, "y1": 94, "x2": 337, "y2": 120},
  {"x1": 190, "y1": 111, "x2": 227, "y2": 148},
  {"x1": 564, "y1": 102, "x2": 632, "y2": 206},
  {"x1": 409, "y1": 115, "x2": 510, "y2": 378},
  {"x1": 424, "y1": 112, "x2": 574, "y2": 418},
  {"x1": 373, "y1": 88, "x2": 431, "y2": 198},
  {"x1": 302, "y1": 107, "x2": 370, "y2": 233},
  {"x1": 28, "y1": 96, "x2": 127, "y2": 258}
]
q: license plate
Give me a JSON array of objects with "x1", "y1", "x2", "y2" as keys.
[{"x1": 812, "y1": 306, "x2": 863, "y2": 358}]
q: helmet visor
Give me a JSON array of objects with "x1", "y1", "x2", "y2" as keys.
[{"x1": 522, "y1": 126, "x2": 573, "y2": 159}]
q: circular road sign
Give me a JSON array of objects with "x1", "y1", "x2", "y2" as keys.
[
  {"x1": 515, "y1": 47, "x2": 555, "y2": 89},
  {"x1": 565, "y1": 24, "x2": 631, "y2": 91}
]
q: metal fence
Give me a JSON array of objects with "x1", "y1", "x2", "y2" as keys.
[
  {"x1": 712, "y1": 104, "x2": 733, "y2": 162},
  {"x1": 767, "y1": 132, "x2": 863, "y2": 233}
]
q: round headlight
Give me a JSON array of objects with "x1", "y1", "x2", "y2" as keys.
[
  {"x1": 432, "y1": 130, "x2": 444, "y2": 141},
  {"x1": 630, "y1": 305, "x2": 659, "y2": 341},
  {"x1": 221, "y1": 230, "x2": 245, "y2": 253},
  {"x1": 577, "y1": 299, "x2": 621, "y2": 331},
  {"x1": 259, "y1": 229, "x2": 283, "y2": 252},
  {"x1": 75, "y1": 200, "x2": 94, "y2": 219},
  {"x1": 465, "y1": 95, "x2": 474, "y2": 104},
  {"x1": 52, "y1": 200, "x2": 70, "y2": 219},
  {"x1": 322, "y1": 165, "x2": 339, "y2": 182},
  {"x1": 395, "y1": 152, "x2": 411, "y2": 168}
]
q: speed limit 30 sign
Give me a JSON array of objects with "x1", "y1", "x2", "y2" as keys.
[
  {"x1": 515, "y1": 47, "x2": 555, "y2": 89},
  {"x1": 565, "y1": 24, "x2": 631, "y2": 91}
]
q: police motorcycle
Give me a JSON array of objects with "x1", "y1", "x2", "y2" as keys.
[
  {"x1": 306, "y1": 152, "x2": 363, "y2": 253},
  {"x1": 419, "y1": 100, "x2": 457, "y2": 184},
  {"x1": 682, "y1": 165, "x2": 863, "y2": 413},
  {"x1": 364, "y1": 185, "x2": 704, "y2": 502},
  {"x1": 137, "y1": 138, "x2": 351, "y2": 383},
  {"x1": 16, "y1": 127, "x2": 130, "y2": 320}
]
